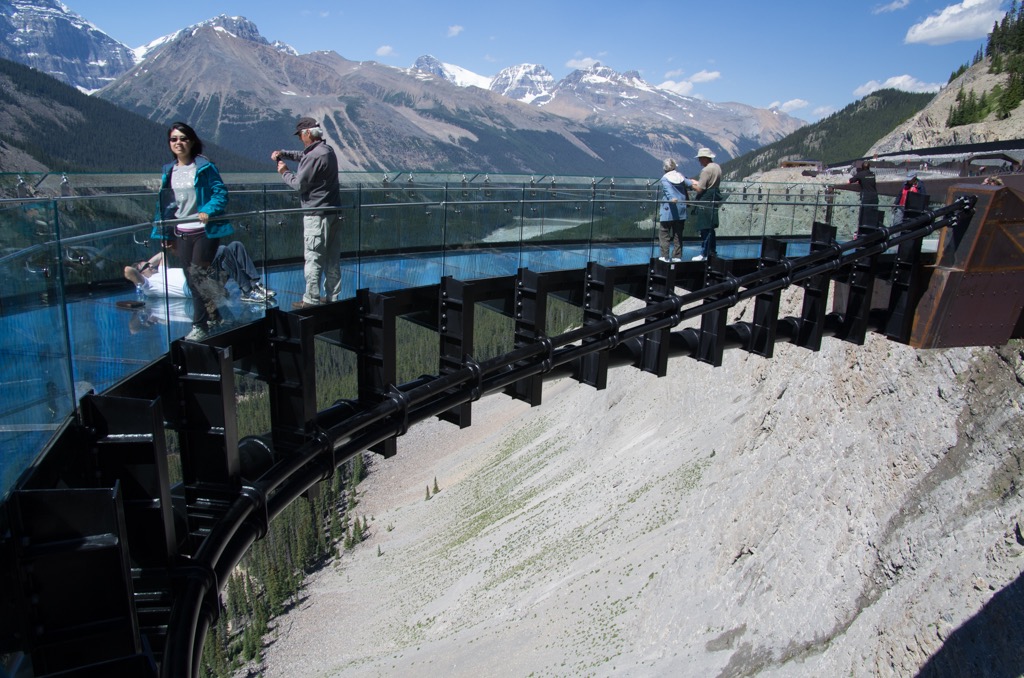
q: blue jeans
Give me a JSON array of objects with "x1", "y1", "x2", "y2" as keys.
[
  {"x1": 213, "y1": 241, "x2": 261, "y2": 294},
  {"x1": 700, "y1": 228, "x2": 717, "y2": 258}
]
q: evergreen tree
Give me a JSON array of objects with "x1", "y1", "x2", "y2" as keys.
[
  {"x1": 225, "y1": 572, "x2": 244, "y2": 626},
  {"x1": 329, "y1": 502, "x2": 341, "y2": 555},
  {"x1": 350, "y1": 452, "x2": 366, "y2": 483}
]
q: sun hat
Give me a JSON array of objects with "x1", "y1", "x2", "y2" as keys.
[{"x1": 696, "y1": 147, "x2": 716, "y2": 159}]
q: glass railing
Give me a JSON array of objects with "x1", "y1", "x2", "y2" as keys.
[{"x1": 0, "y1": 172, "x2": 931, "y2": 497}]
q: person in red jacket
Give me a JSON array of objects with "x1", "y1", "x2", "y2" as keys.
[{"x1": 894, "y1": 173, "x2": 926, "y2": 224}]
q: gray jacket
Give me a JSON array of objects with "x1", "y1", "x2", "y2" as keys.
[{"x1": 278, "y1": 139, "x2": 341, "y2": 213}]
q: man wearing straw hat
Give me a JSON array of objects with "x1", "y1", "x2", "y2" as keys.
[{"x1": 684, "y1": 148, "x2": 722, "y2": 261}]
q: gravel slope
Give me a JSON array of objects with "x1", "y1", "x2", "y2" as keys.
[{"x1": 259, "y1": 295, "x2": 1024, "y2": 678}]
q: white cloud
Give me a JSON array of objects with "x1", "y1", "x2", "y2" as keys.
[
  {"x1": 905, "y1": 0, "x2": 1004, "y2": 45},
  {"x1": 873, "y1": 0, "x2": 910, "y2": 14},
  {"x1": 658, "y1": 69, "x2": 720, "y2": 96},
  {"x1": 658, "y1": 80, "x2": 694, "y2": 96},
  {"x1": 447, "y1": 25, "x2": 464, "y2": 38},
  {"x1": 688, "y1": 69, "x2": 721, "y2": 84},
  {"x1": 768, "y1": 99, "x2": 810, "y2": 113},
  {"x1": 376, "y1": 45, "x2": 395, "y2": 57},
  {"x1": 566, "y1": 56, "x2": 600, "y2": 70},
  {"x1": 812, "y1": 105, "x2": 837, "y2": 118},
  {"x1": 853, "y1": 74, "x2": 943, "y2": 96}
]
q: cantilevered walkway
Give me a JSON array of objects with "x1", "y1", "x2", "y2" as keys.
[{"x1": 0, "y1": 172, "x2": 1021, "y2": 677}]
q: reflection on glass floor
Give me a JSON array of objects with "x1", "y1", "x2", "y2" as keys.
[{"x1": 0, "y1": 238, "x2": 803, "y2": 493}]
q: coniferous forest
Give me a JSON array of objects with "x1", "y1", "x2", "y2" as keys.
[
  {"x1": 947, "y1": 0, "x2": 1024, "y2": 125},
  {"x1": 0, "y1": 57, "x2": 259, "y2": 173}
]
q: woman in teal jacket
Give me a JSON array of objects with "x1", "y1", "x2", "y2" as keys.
[{"x1": 152, "y1": 122, "x2": 234, "y2": 341}]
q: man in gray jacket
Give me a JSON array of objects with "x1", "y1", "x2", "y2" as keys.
[{"x1": 272, "y1": 117, "x2": 342, "y2": 308}]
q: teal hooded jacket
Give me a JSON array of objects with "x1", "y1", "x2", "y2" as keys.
[{"x1": 151, "y1": 155, "x2": 233, "y2": 239}]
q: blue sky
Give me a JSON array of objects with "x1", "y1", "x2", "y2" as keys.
[{"x1": 64, "y1": 0, "x2": 1007, "y2": 122}]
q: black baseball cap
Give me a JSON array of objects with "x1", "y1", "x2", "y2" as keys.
[{"x1": 295, "y1": 117, "x2": 319, "y2": 135}]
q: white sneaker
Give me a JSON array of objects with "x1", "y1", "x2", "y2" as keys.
[
  {"x1": 241, "y1": 284, "x2": 273, "y2": 303},
  {"x1": 658, "y1": 256, "x2": 670, "y2": 262},
  {"x1": 184, "y1": 324, "x2": 209, "y2": 342},
  {"x1": 691, "y1": 255, "x2": 706, "y2": 262},
  {"x1": 671, "y1": 257, "x2": 682, "y2": 262}
]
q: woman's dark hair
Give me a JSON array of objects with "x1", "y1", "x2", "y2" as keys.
[{"x1": 167, "y1": 122, "x2": 203, "y2": 160}]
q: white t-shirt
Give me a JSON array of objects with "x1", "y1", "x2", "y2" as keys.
[
  {"x1": 171, "y1": 163, "x2": 203, "y2": 233},
  {"x1": 142, "y1": 268, "x2": 189, "y2": 298}
]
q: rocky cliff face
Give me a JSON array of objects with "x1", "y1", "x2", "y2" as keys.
[
  {"x1": 870, "y1": 56, "x2": 1024, "y2": 154},
  {"x1": 0, "y1": 0, "x2": 136, "y2": 92},
  {"x1": 260, "y1": 294, "x2": 1024, "y2": 677}
]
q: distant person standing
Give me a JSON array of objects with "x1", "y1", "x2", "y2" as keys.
[
  {"x1": 849, "y1": 161, "x2": 878, "y2": 228},
  {"x1": 684, "y1": 147, "x2": 723, "y2": 261},
  {"x1": 152, "y1": 122, "x2": 233, "y2": 342},
  {"x1": 271, "y1": 117, "x2": 342, "y2": 309},
  {"x1": 658, "y1": 158, "x2": 689, "y2": 262}
]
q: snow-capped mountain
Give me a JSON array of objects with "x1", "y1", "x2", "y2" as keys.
[
  {"x1": 413, "y1": 58, "x2": 804, "y2": 161},
  {"x1": 411, "y1": 55, "x2": 491, "y2": 89},
  {"x1": 0, "y1": 0, "x2": 136, "y2": 92},
  {"x1": 490, "y1": 64, "x2": 556, "y2": 105},
  {"x1": 411, "y1": 57, "x2": 556, "y2": 105},
  {"x1": 1, "y1": 3, "x2": 806, "y2": 174},
  {"x1": 134, "y1": 14, "x2": 298, "y2": 61}
]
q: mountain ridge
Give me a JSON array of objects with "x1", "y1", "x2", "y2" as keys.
[{"x1": 0, "y1": 2, "x2": 804, "y2": 175}]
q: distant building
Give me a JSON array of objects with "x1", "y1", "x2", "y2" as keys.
[{"x1": 780, "y1": 159, "x2": 823, "y2": 170}]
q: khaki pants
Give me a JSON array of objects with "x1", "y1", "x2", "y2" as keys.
[{"x1": 303, "y1": 213, "x2": 342, "y2": 304}]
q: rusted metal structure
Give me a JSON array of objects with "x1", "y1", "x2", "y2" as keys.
[{"x1": 911, "y1": 183, "x2": 1024, "y2": 347}]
